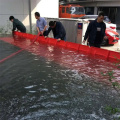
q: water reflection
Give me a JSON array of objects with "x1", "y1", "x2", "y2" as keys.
[{"x1": 0, "y1": 38, "x2": 120, "y2": 119}]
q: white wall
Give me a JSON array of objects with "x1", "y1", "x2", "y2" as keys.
[
  {"x1": 31, "y1": 0, "x2": 59, "y2": 33},
  {"x1": 0, "y1": 0, "x2": 29, "y2": 34},
  {"x1": 0, "y1": 0, "x2": 59, "y2": 34},
  {"x1": 32, "y1": 0, "x2": 59, "y2": 18}
]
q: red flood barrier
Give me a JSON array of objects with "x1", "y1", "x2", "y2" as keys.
[
  {"x1": 27, "y1": 34, "x2": 35, "y2": 39},
  {"x1": 94, "y1": 48, "x2": 110, "y2": 60},
  {"x1": 12, "y1": 31, "x2": 120, "y2": 63},
  {"x1": 79, "y1": 45, "x2": 91, "y2": 54},
  {"x1": 56, "y1": 40, "x2": 67, "y2": 47},
  {"x1": 19, "y1": 32, "x2": 23, "y2": 37},
  {"x1": 22, "y1": 33, "x2": 26, "y2": 38},
  {"x1": 108, "y1": 51, "x2": 120, "y2": 63},
  {"x1": 38, "y1": 36, "x2": 48, "y2": 43},
  {"x1": 22, "y1": 33, "x2": 29, "y2": 38},
  {"x1": 89, "y1": 47, "x2": 98, "y2": 55},
  {"x1": 48, "y1": 38, "x2": 57, "y2": 45},
  {"x1": 13, "y1": 31, "x2": 19, "y2": 35},
  {"x1": 66, "y1": 42, "x2": 80, "y2": 51}
]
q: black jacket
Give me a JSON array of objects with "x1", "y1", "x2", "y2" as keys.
[
  {"x1": 13, "y1": 19, "x2": 26, "y2": 32},
  {"x1": 47, "y1": 21, "x2": 66, "y2": 40},
  {"x1": 84, "y1": 19, "x2": 106, "y2": 44}
]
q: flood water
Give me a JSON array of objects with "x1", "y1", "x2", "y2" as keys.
[{"x1": 0, "y1": 37, "x2": 120, "y2": 120}]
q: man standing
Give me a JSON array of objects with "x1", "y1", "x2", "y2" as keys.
[
  {"x1": 9, "y1": 16, "x2": 26, "y2": 33},
  {"x1": 83, "y1": 12, "x2": 107, "y2": 48},
  {"x1": 45, "y1": 21, "x2": 66, "y2": 41},
  {"x1": 35, "y1": 12, "x2": 47, "y2": 36}
]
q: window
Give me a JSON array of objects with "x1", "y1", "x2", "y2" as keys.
[
  {"x1": 70, "y1": 7, "x2": 85, "y2": 15},
  {"x1": 62, "y1": 7, "x2": 65, "y2": 13},
  {"x1": 85, "y1": 7, "x2": 94, "y2": 15},
  {"x1": 66, "y1": 7, "x2": 70, "y2": 13}
]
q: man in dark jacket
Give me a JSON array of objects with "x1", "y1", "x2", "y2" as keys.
[
  {"x1": 45, "y1": 21, "x2": 66, "y2": 41},
  {"x1": 9, "y1": 16, "x2": 26, "y2": 33},
  {"x1": 83, "y1": 12, "x2": 107, "y2": 48}
]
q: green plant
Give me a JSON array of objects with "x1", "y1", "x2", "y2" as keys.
[
  {"x1": 0, "y1": 27, "x2": 4, "y2": 34},
  {"x1": 101, "y1": 58, "x2": 120, "y2": 119},
  {"x1": 105, "y1": 106, "x2": 120, "y2": 114}
]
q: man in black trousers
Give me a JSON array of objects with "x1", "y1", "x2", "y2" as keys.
[
  {"x1": 9, "y1": 16, "x2": 26, "y2": 33},
  {"x1": 45, "y1": 21, "x2": 66, "y2": 41},
  {"x1": 83, "y1": 12, "x2": 107, "y2": 48}
]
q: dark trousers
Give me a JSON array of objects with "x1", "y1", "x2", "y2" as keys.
[
  {"x1": 54, "y1": 36, "x2": 66, "y2": 41},
  {"x1": 43, "y1": 31, "x2": 47, "y2": 36},
  {"x1": 20, "y1": 28, "x2": 26, "y2": 33},
  {"x1": 39, "y1": 31, "x2": 47, "y2": 36},
  {"x1": 88, "y1": 42, "x2": 101, "y2": 48}
]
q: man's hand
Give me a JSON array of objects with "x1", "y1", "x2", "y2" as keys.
[
  {"x1": 38, "y1": 32, "x2": 41, "y2": 35},
  {"x1": 41, "y1": 31, "x2": 44, "y2": 35},
  {"x1": 82, "y1": 40, "x2": 86, "y2": 44},
  {"x1": 104, "y1": 36, "x2": 108, "y2": 40},
  {"x1": 38, "y1": 31, "x2": 43, "y2": 36},
  {"x1": 12, "y1": 31, "x2": 14, "y2": 34},
  {"x1": 57, "y1": 38, "x2": 61, "y2": 41},
  {"x1": 38, "y1": 30, "x2": 40, "y2": 34}
]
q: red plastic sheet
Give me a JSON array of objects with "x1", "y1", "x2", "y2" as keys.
[
  {"x1": 66, "y1": 42, "x2": 80, "y2": 51},
  {"x1": 108, "y1": 51, "x2": 120, "y2": 63},
  {"x1": 94, "y1": 48, "x2": 110, "y2": 60},
  {"x1": 48, "y1": 38, "x2": 57, "y2": 45},
  {"x1": 12, "y1": 31, "x2": 120, "y2": 63},
  {"x1": 56, "y1": 40, "x2": 67, "y2": 47}
]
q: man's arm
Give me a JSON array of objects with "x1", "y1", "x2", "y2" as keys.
[
  {"x1": 45, "y1": 27, "x2": 52, "y2": 38},
  {"x1": 84, "y1": 22, "x2": 92, "y2": 41},
  {"x1": 55, "y1": 22, "x2": 63, "y2": 40},
  {"x1": 103, "y1": 23, "x2": 108, "y2": 39},
  {"x1": 12, "y1": 22, "x2": 16, "y2": 31},
  {"x1": 103, "y1": 23, "x2": 106, "y2": 37},
  {"x1": 42, "y1": 25, "x2": 47, "y2": 35},
  {"x1": 83, "y1": 22, "x2": 92, "y2": 44},
  {"x1": 36, "y1": 20, "x2": 40, "y2": 33},
  {"x1": 41, "y1": 18, "x2": 47, "y2": 35},
  {"x1": 37, "y1": 27, "x2": 40, "y2": 33}
]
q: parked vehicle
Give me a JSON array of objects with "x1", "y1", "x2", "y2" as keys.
[
  {"x1": 79, "y1": 15, "x2": 119, "y2": 45},
  {"x1": 79, "y1": 15, "x2": 117, "y2": 31},
  {"x1": 104, "y1": 28, "x2": 119, "y2": 45},
  {"x1": 59, "y1": 4, "x2": 85, "y2": 18}
]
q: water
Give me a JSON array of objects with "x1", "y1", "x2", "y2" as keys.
[{"x1": 0, "y1": 37, "x2": 120, "y2": 120}]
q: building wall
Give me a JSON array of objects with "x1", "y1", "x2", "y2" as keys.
[
  {"x1": 77, "y1": 1, "x2": 120, "y2": 28},
  {"x1": 78, "y1": 1, "x2": 120, "y2": 7},
  {"x1": 0, "y1": 0, "x2": 30, "y2": 34},
  {"x1": 31, "y1": 0, "x2": 59, "y2": 33},
  {"x1": 0, "y1": 0, "x2": 59, "y2": 34}
]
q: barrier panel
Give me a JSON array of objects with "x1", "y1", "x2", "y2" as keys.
[
  {"x1": 22, "y1": 33, "x2": 27, "y2": 38},
  {"x1": 48, "y1": 38, "x2": 57, "y2": 45},
  {"x1": 79, "y1": 45, "x2": 91, "y2": 54},
  {"x1": 12, "y1": 32, "x2": 120, "y2": 63},
  {"x1": 66, "y1": 42, "x2": 80, "y2": 51},
  {"x1": 23, "y1": 33, "x2": 32, "y2": 38},
  {"x1": 89, "y1": 47, "x2": 98, "y2": 56},
  {"x1": 94, "y1": 48, "x2": 110, "y2": 60},
  {"x1": 15, "y1": 31, "x2": 20, "y2": 35},
  {"x1": 38, "y1": 36, "x2": 48, "y2": 43},
  {"x1": 56, "y1": 40, "x2": 67, "y2": 47},
  {"x1": 18, "y1": 32, "x2": 23, "y2": 37},
  {"x1": 14, "y1": 31, "x2": 19, "y2": 35},
  {"x1": 108, "y1": 51, "x2": 120, "y2": 63},
  {"x1": 27, "y1": 34, "x2": 34, "y2": 39}
]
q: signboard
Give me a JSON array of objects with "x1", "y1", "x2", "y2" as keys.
[{"x1": 77, "y1": 23, "x2": 83, "y2": 44}]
